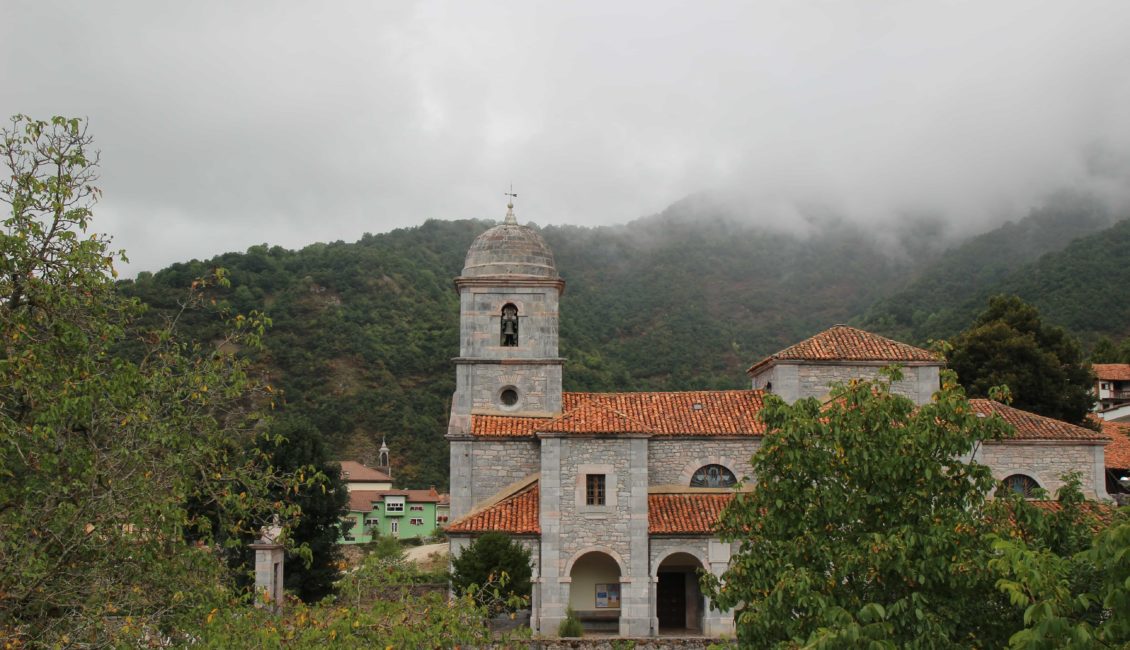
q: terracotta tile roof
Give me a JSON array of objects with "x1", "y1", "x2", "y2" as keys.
[
  {"x1": 338, "y1": 460, "x2": 391, "y2": 482},
  {"x1": 1094, "y1": 364, "x2": 1130, "y2": 381},
  {"x1": 648, "y1": 493, "x2": 734, "y2": 535},
  {"x1": 471, "y1": 390, "x2": 767, "y2": 438},
  {"x1": 1099, "y1": 420, "x2": 1130, "y2": 468},
  {"x1": 971, "y1": 400, "x2": 1109, "y2": 442},
  {"x1": 447, "y1": 481, "x2": 739, "y2": 536},
  {"x1": 346, "y1": 488, "x2": 441, "y2": 512},
  {"x1": 748, "y1": 325, "x2": 939, "y2": 374},
  {"x1": 1028, "y1": 500, "x2": 1116, "y2": 530},
  {"x1": 446, "y1": 482, "x2": 540, "y2": 535},
  {"x1": 471, "y1": 415, "x2": 550, "y2": 438}
]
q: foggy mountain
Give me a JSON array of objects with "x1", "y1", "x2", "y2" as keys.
[{"x1": 120, "y1": 191, "x2": 1128, "y2": 488}]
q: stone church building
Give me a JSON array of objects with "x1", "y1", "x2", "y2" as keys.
[{"x1": 445, "y1": 206, "x2": 1111, "y2": 638}]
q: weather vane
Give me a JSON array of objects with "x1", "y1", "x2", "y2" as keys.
[{"x1": 503, "y1": 184, "x2": 518, "y2": 224}]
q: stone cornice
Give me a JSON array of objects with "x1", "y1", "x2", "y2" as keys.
[
  {"x1": 454, "y1": 276, "x2": 566, "y2": 294},
  {"x1": 452, "y1": 357, "x2": 566, "y2": 365}
]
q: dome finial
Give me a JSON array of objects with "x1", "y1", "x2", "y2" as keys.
[{"x1": 503, "y1": 184, "x2": 518, "y2": 225}]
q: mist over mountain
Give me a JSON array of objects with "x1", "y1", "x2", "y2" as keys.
[{"x1": 120, "y1": 191, "x2": 1129, "y2": 488}]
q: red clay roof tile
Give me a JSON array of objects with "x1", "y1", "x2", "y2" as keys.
[
  {"x1": 971, "y1": 399, "x2": 1109, "y2": 442},
  {"x1": 1100, "y1": 420, "x2": 1130, "y2": 469},
  {"x1": 446, "y1": 482, "x2": 540, "y2": 534},
  {"x1": 648, "y1": 493, "x2": 734, "y2": 535},
  {"x1": 337, "y1": 460, "x2": 391, "y2": 482},
  {"x1": 748, "y1": 325, "x2": 938, "y2": 374},
  {"x1": 471, "y1": 390, "x2": 766, "y2": 438},
  {"x1": 1094, "y1": 364, "x2": 1130, "y2": 381}
]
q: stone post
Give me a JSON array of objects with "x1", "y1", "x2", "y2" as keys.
[
  {"x1": 249, "y1": 540, "x2": 285, "y2": 613},
  {"x1": 705, "y1": 539, "x2": 734, "y2": 636}
]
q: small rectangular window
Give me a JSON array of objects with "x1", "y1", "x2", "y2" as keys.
[
  {"x1": 586, "y1": 474, "x2": 606, "y2": 506},
  {"x1": 410, "y1": 518, "x2": 424, "y2": 525},
  {"x1": 410, "y1": 505, "x2": 425, "y2": 511}
]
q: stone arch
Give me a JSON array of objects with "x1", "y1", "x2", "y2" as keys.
[
  {"x1": 1000, "y1": 471, "x2": 1046, "y2": 498},
  {"x1": 651, "y1": 546, "x2": 708, "y2": 579},
  {"x1": 678, "y1": 456, "x2": 742, "y2": 486},
  {"x1": 564, "y1": 546, "x2": 627, "y2": 577}
]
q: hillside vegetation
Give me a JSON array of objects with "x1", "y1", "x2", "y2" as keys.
[{"x1": 121, "y1": 193, "x2": 1130, "y2": 488}]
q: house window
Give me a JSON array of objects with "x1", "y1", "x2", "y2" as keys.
[
  {"x1": 1004, "y1": 474, "x2": 1041, "y2": 498},
  {"x1": 437, "y1": 515, "x2": 448, "y2": 523},
  {"x1": 410, "y1": 518, "x2": 424, "y2": 525},
  {"x1": 385, "y1": 501, "x2": 404, "y2": 512},
  {"x1": 690, "y1": 464, "x2": 737, "y2": 488},
  {"x1": 585, "y1": 474, "x2": 606, "y2": 506},
  {"x1": 409, "y1": 505, "x2": 424, "y2": 512}
]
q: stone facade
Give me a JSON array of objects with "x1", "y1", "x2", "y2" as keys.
[
  {"x1": 467, "y1": 440, "x2": 541, "y2": 507},
  {"x1": 648, "y1": 439, "x2": 759, "y2": 486},
  {"x1": 977, "y1": 441, "x2": 1109, "y2": 499},
  {"x1": 751, "y1": 362, "x2": 940, "y2": 406},
  {"x1": 446, "y1": 215, "x2": 1110, "y2": 641}
]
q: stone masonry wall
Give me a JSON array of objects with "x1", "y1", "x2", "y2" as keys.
[
  {"x1": 470, "y1": 439, "x2": 540, "y2": 506},
  {"x1": 647, "y1": 439, "x2": 759, "y2": 486},
  {"x1": 979, "y1": 442, "x2": 1104, "y2": 498},
  {"x1": 460, "y1": 287, "x2": 560, "y2": 359},
  {"x1": 754, "y1": 363, "x2": 940, "y2": 406},
  {"x1": 557, "y1": 438, "x2": 634, "y2": 572},
  {"x1": 468, "y1": 363, "x2": 563, "y2": 414}
]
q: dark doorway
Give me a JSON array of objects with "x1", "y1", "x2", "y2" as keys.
[{"x1": 657, "y1": 571, "x2": 687, "y2": 629}]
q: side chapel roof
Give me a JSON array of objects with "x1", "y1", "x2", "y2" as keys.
[
  {"x1": 970, "y1": 399, "x2": 1109, "y2": 442},
  {"x1": 1099, "y1": 420, "x2": 1130, "y2": 468},
  {"x1": 446, "y1": 479, "x2": 734, "y2": 535},
  {"x1": 747, "y1": 324, "x2": 939, "y2": 374}
]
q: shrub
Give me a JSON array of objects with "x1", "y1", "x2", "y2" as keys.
[{"x1": 558, "y1": 607, "x2": 584, "y2": 638}]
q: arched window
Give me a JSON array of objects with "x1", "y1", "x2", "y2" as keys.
[
  {"x1": 690, "y1": 464, "x2": 737, "y2": 488},
  {"x1": 1004, "y1": 474, "x2": 1041, "y2": 498},
  {"x1": 500, "y1": 303, "x2": 519, "y2": 347}
]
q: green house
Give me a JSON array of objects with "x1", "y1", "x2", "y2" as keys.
[{"x1": 341, "y1": 488, "x2": 443, "y2": 543}]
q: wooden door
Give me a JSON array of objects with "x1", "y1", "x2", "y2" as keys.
[{"x1": 657, "y1": 571, "x2": 686, "y2": 629}]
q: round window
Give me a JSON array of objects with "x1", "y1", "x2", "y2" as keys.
[{"x1": 500, "y1": 388, "x2": 519, "y2": 407}]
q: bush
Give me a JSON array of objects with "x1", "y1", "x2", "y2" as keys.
[
  {"x1": 558, "y1": 607, "x2": 584, "y2": 638},
  {"x1": 450, "y1": 532, "x2": 532, "y2": 612}
]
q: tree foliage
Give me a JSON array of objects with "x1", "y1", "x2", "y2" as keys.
[
  {"x1": 947, "y1": 295, "x2": 1095, "y2": 425},
  {"x1": 705, "y1": 368, "x2": 1020, "y2": 648},
  {"x1": 0, "y1": 115, "x2": 298, "y2": 645},
  {"x1": 450, "y1": 532, "x2": 533, "y2": 614}
]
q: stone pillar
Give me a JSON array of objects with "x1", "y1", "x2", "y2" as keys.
[
  {"x1": 538, "y1": 437, "x2": 566, "y2": 634},
  {"x1": 648, "y1": 575, "x2": 659, "y2": 636},
  {"x1": 249, "y1": 541, "x2": 285, "y2": 612},
  {"x1": 621, "y1": 437, "x2": 651, "y2": 636},
  {"x1": 448, "y1": 437, "x2": 473, "y2": 520},
  {"x1": 704, "y1": 539, "x2": 734, "y2": 636}
]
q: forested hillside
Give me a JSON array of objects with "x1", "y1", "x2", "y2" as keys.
[
  {"x1": 121, "y1": 193, "x2": 1129, "y2": 488},
  {"x1": 857, "y1": 192, "x2": 1124, "y2": 342}
]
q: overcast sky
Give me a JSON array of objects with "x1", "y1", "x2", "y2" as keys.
[{"x1": 5, "y1": 1, "x2": 1130, "y2": 274}]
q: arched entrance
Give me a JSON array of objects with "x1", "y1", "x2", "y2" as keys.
[
  {"x1": 656, "y1": 552, "x2": 705, "y2": 634},
  {"x1": 569, "y1": 551, "x2": 622, "y2": 634}
]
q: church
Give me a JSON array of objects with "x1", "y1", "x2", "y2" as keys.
[{"x1": 444, "y1": 203, "x2": 1111, "y2": 638}]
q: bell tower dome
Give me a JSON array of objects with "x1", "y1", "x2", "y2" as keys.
[{"x1": 446, "y1": 197, "x2": 565, "y2": 518}]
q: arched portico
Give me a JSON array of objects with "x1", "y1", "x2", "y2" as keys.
[
  {"x1": 652, "y1": 551, "x2": 706, "y2": 634},
  {"x1": 567, "y1": 550, "x2": 623, "y2": 634}
]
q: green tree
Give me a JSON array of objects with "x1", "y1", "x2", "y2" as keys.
[
  {"x1": 1090, "y1": 335, "x2": 1130, "y2": 363},
  {"x1": 217, "y1": 414, "x2": 349, "y2": 603},
  {"x1": 450, "y1": 532, "x2": 533, "y2": 614},
  {"x1": 704, "y1": 368, "x2": 1019, "y2": 648},
  {"x1": 0, "y1": 115, "x2": 296, "y2": 645},
  {"x1": 947, "y1": 295, "x2": 1095, "y2": 425}
]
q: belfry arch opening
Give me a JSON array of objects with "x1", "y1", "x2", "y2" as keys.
[
  {"x1": 500, "y1": 303, "x2": 519, "y2": 346},
  {"x1": 569, "y1": 551, "x2": 621, "y2": 634},
  {"x1": 656, "y1": 552, "x2": 705, "y2": 634}
]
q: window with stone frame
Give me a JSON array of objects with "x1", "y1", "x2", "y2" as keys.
[
  {"x1": 690, "y1": 464, "x2": 737, "y2": 488},
  {"x1": 1004, "y1": 474, "x2": 1041, "y2": 498},
  {"x1": 585, "y1": 474, "x2": 606, "y2": 506}
]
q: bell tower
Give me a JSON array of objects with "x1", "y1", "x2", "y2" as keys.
[{"x1": 446, "y1": 197, "x2": 565, "y2": 518}]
